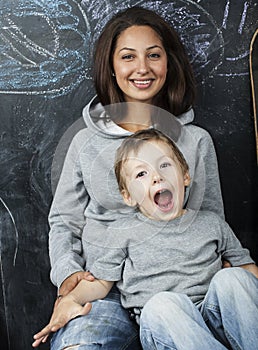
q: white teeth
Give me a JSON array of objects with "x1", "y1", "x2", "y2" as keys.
[{"x1": 133, "y1": 80, "x2": 151, "y2": 84}]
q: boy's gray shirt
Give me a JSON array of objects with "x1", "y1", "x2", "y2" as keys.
[
  {"x1": 85, "y1": 210, "x2": 254, "y2": 308},
  {"x1": 49, "y1": 97, "x2": 225, "y2": 287}
]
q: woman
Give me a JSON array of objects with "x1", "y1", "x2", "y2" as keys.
[{"x1": 45, "y1": 6, "x2": 224, "y2": 349}]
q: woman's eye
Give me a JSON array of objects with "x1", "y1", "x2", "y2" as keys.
[
  {"x1": 160, "y1": 162, "x2": 171, "y2": 169},
  {"x1": 136, "y1": 171, "x2": 147, "y2": 178},
  {"x1": 122, "y1": 54, "x2": 134, "y2": 60},
  {"x1": 148, "y1": 53, "x2": 161, "y2": 59}
]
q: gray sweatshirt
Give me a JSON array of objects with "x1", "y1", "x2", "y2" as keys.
[
  {"x1": 49, "y1": 97, "x2": 224, "y2": 287},
  {"x1": 85, "y1": 210, "x2": 254, "y2": 308}
]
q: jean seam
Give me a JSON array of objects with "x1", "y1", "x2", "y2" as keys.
[
  {"x1": 203, "y1": 302, "x2": 243, "y2": 350},
  {"x1": 224, "y1": 328, "x2": 242, "y2": 350},
  {"x1": 141, "y1": 328, "x2": 177, "y2": 350},
  {"x1": 120, "y1": 333, "x2": 141, "y2": 350}
]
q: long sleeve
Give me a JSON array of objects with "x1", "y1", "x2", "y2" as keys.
[
  {"x1": 84, "y1": 220, "x2": 127, "y2": 282},
  {"x1": 178, "y1": 125, "x2": 225, "y2": 219},
  {"x1": 49, "y1": 132, "x2": 89, "y2": 288},
  {"x1": 155, "y1": 109, "x2": 225, "y2": 219}
]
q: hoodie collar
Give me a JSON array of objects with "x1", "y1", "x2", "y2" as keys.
[{"x1": 83, "y1": 96, "x2": 195, "y2": 136}]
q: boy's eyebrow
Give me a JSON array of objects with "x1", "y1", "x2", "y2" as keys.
[
  {"x1": 124, "y1": 162, "x2": 145, "y2": 175},
  {"x1": 118, "y1": 45, "x2": 163, "y2": 52}
]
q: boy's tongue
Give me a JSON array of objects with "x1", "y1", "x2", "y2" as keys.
[{"x1": 154, "y1": 190, "x2": 173, "y2": 208}]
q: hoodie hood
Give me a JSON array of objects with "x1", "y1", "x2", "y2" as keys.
[
  {"x1": 82, "y1": 95, "x2": 195, "y2": 139},
  {"x1": 82, "y1": 96, "x2": 131, "y2": 139},
  {"x1": 176, "y1": 108, "x2": 194, "y2": 125}
]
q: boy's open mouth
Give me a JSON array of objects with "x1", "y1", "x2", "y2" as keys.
[{"x1": 154, "y1": 189, "x2": 173, "y2": 212}]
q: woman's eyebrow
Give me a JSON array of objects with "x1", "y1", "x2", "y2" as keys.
[
  {"x1": 119, "y1": 47, "x2": 136, "y2": 52},
  {"x1": 118, "y1": 45, "x2": 163, "y2": 53}
]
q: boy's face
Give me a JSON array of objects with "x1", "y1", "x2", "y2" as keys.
[{"x1": 121, "y1": 140, "x2": 190, "y2": 221}]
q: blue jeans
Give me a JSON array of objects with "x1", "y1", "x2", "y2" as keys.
[
  {"x1": 140, "y1": 268, "x2": 258, "y2": 350},
  {"x1": 50, "y1": 286, "x2": 141, "y2": 350}
]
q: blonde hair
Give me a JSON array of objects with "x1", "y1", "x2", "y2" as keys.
[{"x1": 115, "y1": 129, "x2": 189, "y2": 192}]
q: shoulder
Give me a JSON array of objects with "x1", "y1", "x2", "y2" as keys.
[
  {"x1": 194, "y1": 210, "x2": 227, "y2": 230},
  {"x1": 196, "y1": 209, "x2": 220, "y2": 221},
  {"x1": 182, "y1": 210, "x2": 221, "y2": 229},
  {"x1": 183, "y1": 123, "x2": 213, "y2": 143},
  {"x1": 177, "y1": 108, "x2": 212, "y2": 141}
]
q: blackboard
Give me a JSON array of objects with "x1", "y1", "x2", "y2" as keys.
[{"x1": 0, "y1": 1, "x2": 257, "y2": 349}]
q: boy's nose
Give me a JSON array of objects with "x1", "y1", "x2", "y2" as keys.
[{"x1": 153, "y1": 173, "x2": 163, "y2": 184}]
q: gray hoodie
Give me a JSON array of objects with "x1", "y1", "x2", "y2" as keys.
[{"x1": 49, "y1": 96, "x2": 224, "y2": 287}]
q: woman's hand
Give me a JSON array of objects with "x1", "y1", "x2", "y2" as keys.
[
  {"x1": 59, "y1": 271, "x2": 95, "y2": 296},
  {"x1": 32, "y1": 295, "x2": 92, "y2": 348},
  {"x1": 222, "y1": 260, "x2": 232, "y2": 268},
  {"x1": 32, "y1": 272, "x2": 94, "y2": 347}
]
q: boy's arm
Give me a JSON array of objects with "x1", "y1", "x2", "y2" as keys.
[
  {"x1": 240, "y1": 263, "x2": 258, "y2": 278},
  {"x1": 66, "y1": 278, "x2": 113, "y2": 304},
  {"x1": 32, "y1": 279, "x2": 113, "y2": 348}
]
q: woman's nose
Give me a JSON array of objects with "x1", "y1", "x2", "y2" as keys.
[{"x1": 137, "y1": 58, "x2": 149, "y2": 74}]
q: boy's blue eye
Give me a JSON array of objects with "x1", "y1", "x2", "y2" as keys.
[
  {"x1": 160, "y1": 162, "x2": 171, "y2": 168},
  {"x1": 136, "y1": 171, "x2": 146, "y2": 178}
]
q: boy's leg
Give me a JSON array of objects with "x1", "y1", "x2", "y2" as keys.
[
  {"x1": 50, "y1": 286, "x2": 141, "y2": 350},
  {"x1": 139, "y1": 291, "x2": 227, "y2": 350},
  {"x1": 201, "y1": 267, "x2": 258, "y2": 349}
]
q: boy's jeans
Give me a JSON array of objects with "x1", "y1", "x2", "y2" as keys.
[
  {"x1": 140, "y1": 268, "x2": 258, "y2": 350},
  {"x1": 50, "y1": 285, "x2": 141, "y2": 350}
]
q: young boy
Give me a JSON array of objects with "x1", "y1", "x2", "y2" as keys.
[{"x1": 33, "y1": 129, "x2": 258, "y2": 349}]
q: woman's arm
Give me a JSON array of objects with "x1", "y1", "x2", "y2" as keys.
[
  {"x1": 32, "y1": 279, "x2": 113, "y2": 347},
  {"x1": 186, "y1": 126, "x2": 225, "y2": 219},
  {"x1": 49, "y1": 130, "x2": 90, "y2": 289}
]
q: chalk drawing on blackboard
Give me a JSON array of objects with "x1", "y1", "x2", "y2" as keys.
[
  {"x1": 82, "y1": 0, "x2": 225, "y2": 83},
  {"x1": 219, "y1": 0, "x2": 257, "y2": 76},
  {"x1": 0, "y1": 0, "x2": 92, "y2": 96},
  {"x1": 0, "y1": 197, "x2": 19, "y2": 266},
  {"x1": 0, "y1": 196, "x2": 15, "y2": 350},
  {"x1": 0, "y1": 256, "x2": 10, "y2": 349},
  {"x1": 83, "y1": 0, "x2": 257, "y2": 78}
]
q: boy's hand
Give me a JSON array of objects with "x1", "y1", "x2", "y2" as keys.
[
  {"x1": 59, "y1": 271, "x2": 95, "y2": 296},
  {"x1": 32, "y1": 296, "x2": 92, "y2": 348}
]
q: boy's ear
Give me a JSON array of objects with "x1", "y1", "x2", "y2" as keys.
[
  {"x1": 184, "y1": 172, "x2": 191, "y2": 187},
  {"x1": 121, "y1": 189, "x2": 137, "y2": 207}
]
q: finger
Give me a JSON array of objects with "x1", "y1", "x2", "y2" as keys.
[
  {"x1": 33, "y1": 326, "x2": 51, "y2": 340},
  {"x1": 32, "y1": 336, "x2": 45, "y2": 348},
  {"x1": 83, "y1": 271, "x2": 95, "y2": 281},
  {"x1": 34, "y1": 321, "x2": 62, "y2": 339},
  {"x1": 42, "y1": 334, "x2": 49, "y2": 343},
  {"x1": 80, "y1": 302, "x2": 92, "y2": 316},
  {"x1": 58, "y1": 284, "x2": 71, "y2": 296}
]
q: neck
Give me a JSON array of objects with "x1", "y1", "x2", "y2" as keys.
[{"x1": 116, "y1": 102, "x2": 152, "y2": 132}]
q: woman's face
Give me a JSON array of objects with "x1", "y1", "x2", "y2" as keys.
[{"x1": 113, "y1": 25, "x2": 168, "y2": 104}]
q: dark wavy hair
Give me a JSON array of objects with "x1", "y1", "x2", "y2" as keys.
[{"x1": 93, "y1": 6, "x2": 196, "y2": 116}]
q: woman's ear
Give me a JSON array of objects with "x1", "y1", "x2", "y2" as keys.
[
  {"x1": 184, "y1": 172, "x2": 191, "y2": 187},
  {"x1": 121, "y1": 189, "x2": 137, "y2": 207}
]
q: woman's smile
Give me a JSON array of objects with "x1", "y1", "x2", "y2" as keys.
[
  {"x1": 130, "y1": 78, "x2": 154, "y2": 89},
  {"x1": 113, "y1": 25, "x2": 167, "y2": 104}
]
